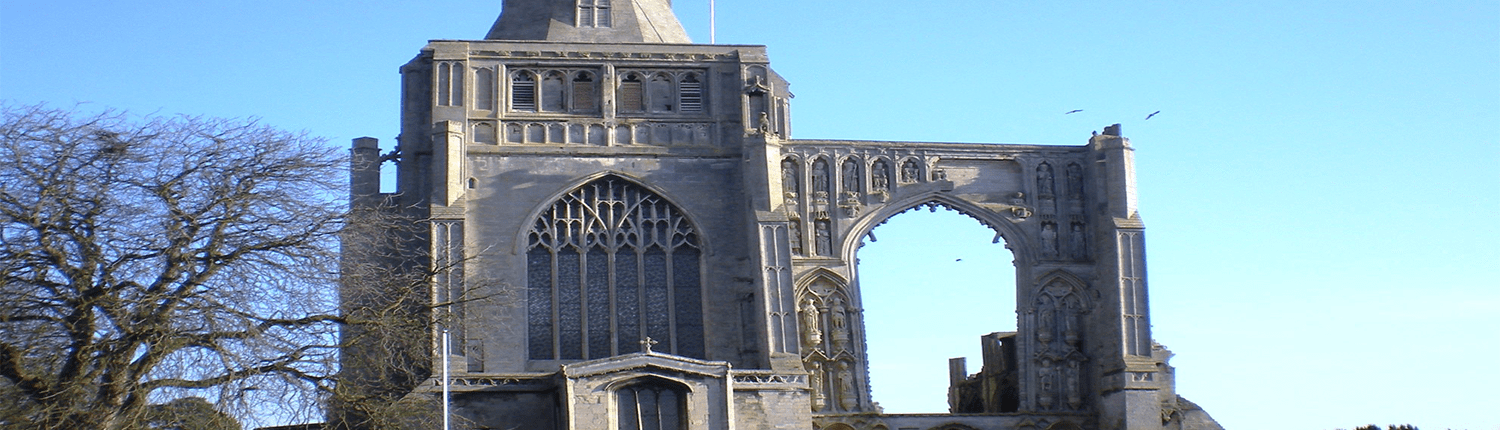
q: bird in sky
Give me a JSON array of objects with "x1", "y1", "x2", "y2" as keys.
[
  {"x1": 1064, "y1": 109, "x2": 1083, "y2": 114},
  {"x1": 1145, "y1": 110, "x2": 1161, "y2": 120}
]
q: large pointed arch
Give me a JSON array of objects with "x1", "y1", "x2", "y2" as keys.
[
  {"x1": 840, "y1": 192, "x2": 1034, "y2": 266},
  {"x1": 523, "y1": 173, "x2": 707, "y2": 361}
]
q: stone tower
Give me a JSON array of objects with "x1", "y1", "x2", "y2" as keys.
[{"x1": 341, "y1": 1, "x2": 1222, "y2": 429}]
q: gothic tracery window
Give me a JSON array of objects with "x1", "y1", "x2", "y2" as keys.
[{"x1": 527, "y1": 177, "x2": 704, "y2": 360}]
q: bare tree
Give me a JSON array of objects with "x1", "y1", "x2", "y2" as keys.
[{"x1": 0, "y1": 103, "x2": 354, "y2": 429}]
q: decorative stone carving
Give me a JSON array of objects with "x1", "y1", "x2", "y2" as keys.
[
  {"x1": 814, "y1": 219, "x2": 832, "y2": 256},
  {"x1": 900, "y1": 159, "x2": 920, "y2": 183},
  {"x1": 1066, "y1": 162, "x2": 1084, "y2": 201},
  {"x1": 870, "y1": 159, "x2": 890, "y2": 193},
  {"x1": 797, "y1": 276, "x2": 868, "y2": 413},
  {"x1": 836, "y1": 360, "x2": 857, "y2": 410},
  {"x1": 789, "y1": 219, "x2": 805, "y2": 256},
  {"x1": 1006, "y1": 192, "x2": 1034, "y2": 220},
  {"x1": 812, "y1": 159, "x2": 829, "y2": 195},
  {"x1": 1032, "y1": 278, "x2": 1090, "y2": 412},
  {"x1": 1041, "y1": 222, "x2": 1059, "y2": 258},
  {"x1": 782, "y1": 158, "x2": 799, "y2": 196},
  {"x1": 1069, "y1": 222, "x2": 1087, "y2": 260},
  {"x1": 801, "y1": 299, "x2": 822, "y2": 348},
  {"x1": 829, "y1": 297, "x2": 850, "y2": 352},
  {"x1": 808, "y1": 361, "x2": 827, "y2": 411},
  {"x1": 1037, "y1": 163, "x2": 1056, "y2": 197},
  {"x1": 839, "y1": 191, "x2": 862, "y2": 218},
  {"x1": 841, "y1": 159, "x2": 860, "y2": 194}
]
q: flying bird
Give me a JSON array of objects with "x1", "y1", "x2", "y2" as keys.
[
  {"x1": 1064, "y1": 109, "x2": 1083, "y2": 114},
  {"x1": 1145, "y1": 110, "x2": 1161, "y2": 120}
]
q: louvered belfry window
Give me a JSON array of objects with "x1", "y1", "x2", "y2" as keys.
[
  {"x1": 511, "y1": 71, "x2": 537, "y2": 111},
  {"x1": 677, "y1": 74, "x2": 703, "y2": 113},
  {"x1": 527, "y1": 177, "x2": 705, "y2": 360},
  {"x1": 578, "y1": 0, "x2": 611, "y2": 28}
]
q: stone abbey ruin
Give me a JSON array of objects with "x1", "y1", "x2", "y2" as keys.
[{"x1": 341, "y1": 1, "x2": 1223, "y2": 429}]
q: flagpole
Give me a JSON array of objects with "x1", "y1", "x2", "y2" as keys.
[
  {"x1": 442, "y1": 329, "x2": 450, "y2": 430},
  {"x1": 709, "y1": 0, "x2": 717, "y2": 44}
]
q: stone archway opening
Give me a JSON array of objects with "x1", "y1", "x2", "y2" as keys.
[{"x1": 857, "y1": 205, "x2": 1017, "y2": 413}]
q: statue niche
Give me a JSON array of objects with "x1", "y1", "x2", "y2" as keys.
[
  {"x1": 797, "y1": 275, "x2": 866, "y2": 413},
  {"x1": 1030, "y1": 277, "x2": 1090, "y2": 411}
]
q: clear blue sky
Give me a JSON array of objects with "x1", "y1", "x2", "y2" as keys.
[{"x1": 3, "y1": 1, "x2": 1497, "y2": 429}]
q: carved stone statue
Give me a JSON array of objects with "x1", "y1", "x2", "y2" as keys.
[
  {"x1": 1069, "y1": 222, "x2": 1086, "y2": 259},
  {"x1": 811, "y1": 159, "x2": 829, "y2": 194},
  {"x1": 829, "y1": 297, "x2": 848, "y2": 331},
  {"x1": 808, "y1": 361, "x2": 826, "y2": 411},
  {"x1": 1041, "y1": 222, "x2": 1058, "y2": 257},
  {"x1": 900, "y1": 159, "x2": 919, "y2": 183},
  {"x1": 1037, "y1": 163, "x2": 1055, "y2": 196},
  {"x1": 1066, "y1": 163, "x2": 1083, "y2": 200},
  {"x1": 800, "y1": 300, "x2": 822, "y2": 348},
  {"x1": 781, "y1": 158, "x2": 798, "y2": 196},
  {"x1": 814, "y1": 220, "x2": 831, "y2": 256},
  {"x1": 829, "y1": 297, "x2": 850, "y2": 350},
  {"x1": 789, "y1": 220, "x2": 804, "y2": 255},
  {"x1": 871, "y1": 160, "x2": 889, "y2": 192},
  {"x1": 841, "y1": 159, "x2": 859, "y2": 194},
  {"x1": 837, "y1": 361, "x2": 857, "y2": 410}
]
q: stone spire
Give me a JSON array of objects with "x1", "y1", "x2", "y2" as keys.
[{"x1": 485, "y1": 0, "x2": 691, "y2": 43}]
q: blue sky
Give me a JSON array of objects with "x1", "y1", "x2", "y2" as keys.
[{"x1": 3, "y1": 1, "x2": 1497, "y2": 429}]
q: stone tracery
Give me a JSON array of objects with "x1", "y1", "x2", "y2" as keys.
[{"x1": 796, "y1": 275, "x2": 865, "y2": 413}]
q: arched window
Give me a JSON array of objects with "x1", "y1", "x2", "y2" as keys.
[
  {"x1": 572, "y1": 71, "x2": 598, "y2": 111},
  {"x1": 541, "y1": 71, "x2": 567, "y2": 112},
  {"x1": 677, "y1": 73, "x2": 703, "y2": 113},
  {"x1": 647, "y1": 73, "x2": 675, "y2": 112},
  {"x1": 436, "y1": 62, "x2": 464, "y2": 106},
  {"x1": 619, "y1": 73, "x2": 645, "y2": 113},
  {"x1": 474, "y1": 68, "x2": 495, "y2": 110},
  {"x1": 511, "y1": 71, "x2": 537, "y2": 111},
  {"x1": 527, "y1": 176, "x2": 705, "y2": 360},
  {"x1": 617, "y1": 381, "x2": 686, "y2": 430}
]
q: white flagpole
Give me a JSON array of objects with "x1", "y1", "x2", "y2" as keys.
[
  {"x1": 442, "y1": 329, "x2": 451, "y2": 430},
  {"x1": 710, "y1": 0, "x2": 717, "y2": 44}
]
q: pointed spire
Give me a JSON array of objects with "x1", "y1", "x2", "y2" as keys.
[{"x1": 486, "y1": 0, "x2": 691, "y2": 43}]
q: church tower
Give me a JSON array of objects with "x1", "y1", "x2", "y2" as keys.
[{"x1": 342, "y1": 1, "x2": 1221, "y2": 429}]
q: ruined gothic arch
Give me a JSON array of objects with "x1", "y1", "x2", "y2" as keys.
[{"x1": 838, "y1": 192, "x2": 1033, "y2": 265}]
